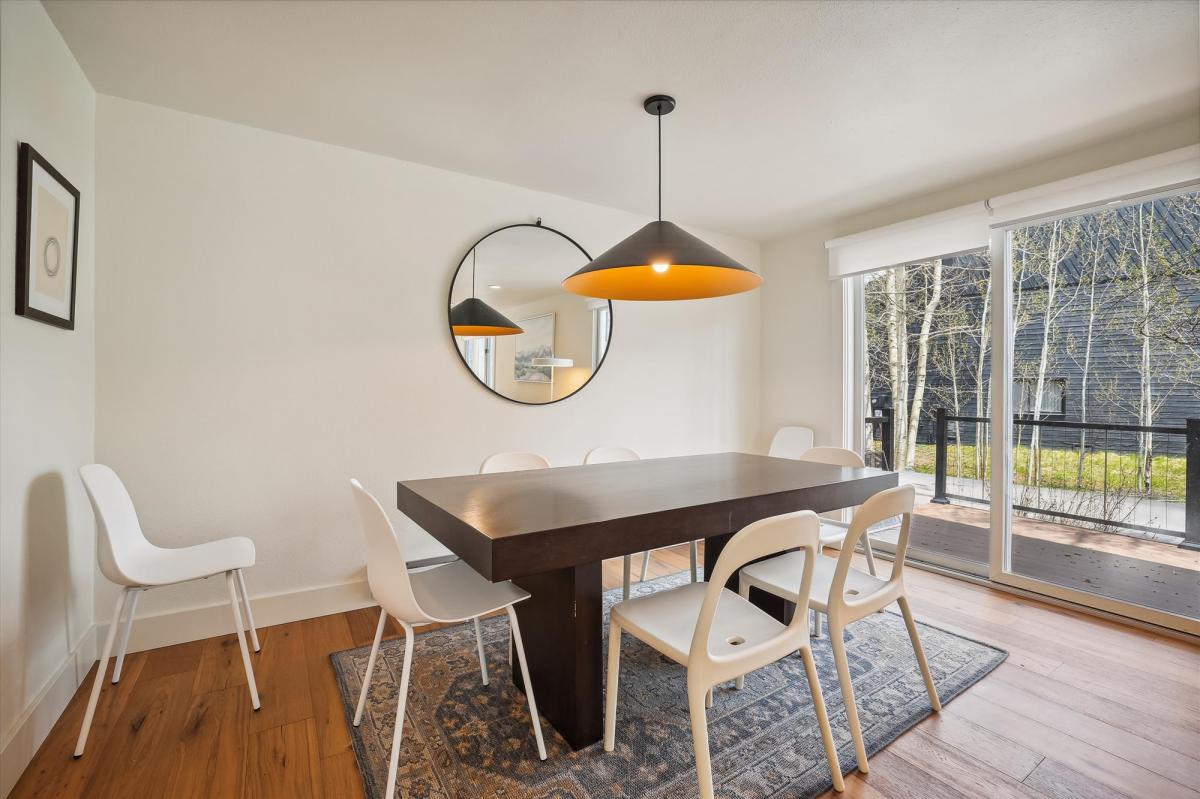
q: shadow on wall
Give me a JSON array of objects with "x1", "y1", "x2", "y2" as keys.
[{"x1": 22, "y1": 472, "x2": 76, "y2": 701}]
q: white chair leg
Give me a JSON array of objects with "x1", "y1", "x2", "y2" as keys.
[
  {"x1": 705, "y1": 687, "x2": 714, "y2": 708},
  {"x1": 604, "y1": 619, "x2": 622, "y2": 751},
  {"x1": 111, "y1": 589, "x2": 140, "y2": 684},
  {"x1": 354, "y1": 608, "x2": 387, "y2": 727},
  {"x1": 639, "y1": 551, "x2": 651, "y2": 582},
  {"x1": 814, "y1": 610, "x2": 824, "y2": 638},
  {"x1": 688, "y1": 684, "x2": 715, "y2": 799},
  {"x1": 226, "y1": 571, "x2": 260, "y2": 710},
  {"x1": 898, "y1": 596, "x2": 942, "y2": 711},
  {"x1": 735, "y1": 578, "x2": 750, "y2": 690},
  {"x1": 74, "y1": 588, "x2": 129, "y2": 757},
  {"x1": 801, "y1": 646, "x2": 845, "y2": 792},
  {"x1": 622, "y1": 554, "x2": 632, "y2": 601},
  {"x1": 829, "y1": 625, "x2": 869, "y2": 773},
  {"x1": 235, "y1": 569, "x2": 260, "y2": 652},
  {"x1": 689, "y1": 541, "x2": 699, "y2": 582},
  {"x1": 384, "y1": 622, "x2": 415, "y2": 799},
  {"x1": 861, "y1": 535, "x2": 878, "y2": 577},
  {"x1": 473, "y1": 616, "x2": 489, "y2": 686},
  {"x1": 507, "y1": 606, "x2": 547, "y2": 760}
]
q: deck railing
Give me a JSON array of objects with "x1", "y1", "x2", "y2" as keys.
[{"x1": 928, "y1": 408, "x2": 1199, "y2": 549}]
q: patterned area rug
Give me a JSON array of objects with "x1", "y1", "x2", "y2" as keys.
[{"x1": 331, "y1": 572, "x2": 1006, "y2": 798}]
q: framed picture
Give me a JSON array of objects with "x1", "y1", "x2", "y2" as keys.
[
  {"x1": 513, "y1": 313, "x2": 555, "y2": 383},
  {"x1": 16, "y1": 143, "x2": 80, "y2": 330}
]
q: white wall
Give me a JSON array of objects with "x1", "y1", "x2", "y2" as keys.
[
  {"x1": 0, "y1": 2, "x2": 96, "y2": 795},
  {"x1": 94, "y1": 95, "x2": 761, "y2": 649},
  {"x1": 759, "y1": 116, "x2": 1200, "y2": 453}
]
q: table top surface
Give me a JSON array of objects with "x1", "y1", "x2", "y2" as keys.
[{"x1": 397, "y1": 451, "x2": 892, "y2": 539}]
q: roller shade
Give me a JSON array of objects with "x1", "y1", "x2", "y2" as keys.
[{"x1": 825, "y1": 202, "x2": 990, "y2": 279}]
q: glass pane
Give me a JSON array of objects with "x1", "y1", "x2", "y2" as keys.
[
  {"x1": 863, "y1": 248, "x2": 992, "y2": 573},
  {"x1": 1005, "y1": 190, "x2": 1199, "y2": 620}
]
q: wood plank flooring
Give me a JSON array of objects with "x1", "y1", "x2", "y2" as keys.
[{"x1": 10, "y1": 544, "x2": 1199, "y2": 799}]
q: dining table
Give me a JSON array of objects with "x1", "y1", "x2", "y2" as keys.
[{"x1": 396, "y1": 451, "x2": 897, "y2": 750}]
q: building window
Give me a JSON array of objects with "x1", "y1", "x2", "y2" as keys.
[
  {"x1": 591, "y1": 304, "x2": 611, "y2": 369},
  {"x1": 1015, "y1": 377, "x2": 1065, "y2": 417}
]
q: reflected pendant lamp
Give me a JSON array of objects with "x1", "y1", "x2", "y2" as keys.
[
  {"x1": 450, "y1": 249, "x2": 523, "y2": 336},
  {"x1": 563, "y1": 95, "x2": 763, "y2": 301}
]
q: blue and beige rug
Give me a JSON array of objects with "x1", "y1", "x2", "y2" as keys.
[{"x1": 331, "y1": 572, "x2": 1006, "y2": 798}]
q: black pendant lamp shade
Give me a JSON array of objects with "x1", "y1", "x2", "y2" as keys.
[
  {"x1": 563, "y1": 95, "x2": 763, "y2": 301},
  {"x1": 450, "y1": 250, "x2": 523, "y2": 336}
]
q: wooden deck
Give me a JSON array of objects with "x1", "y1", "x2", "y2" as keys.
[{"x1": 907, "y1": 503, "x2": 1200, "y2": 618}]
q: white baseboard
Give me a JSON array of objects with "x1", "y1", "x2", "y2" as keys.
[
  {"x1": 96, "y1": 578, "x2": 376, "y2": 656},
  {"x1": 1, "y1": 627, "x2": 96, "y2": 799}
]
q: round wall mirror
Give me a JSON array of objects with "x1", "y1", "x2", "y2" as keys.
[{"x1": 448, "y1": 223, "x2": 612, "y2": 404}]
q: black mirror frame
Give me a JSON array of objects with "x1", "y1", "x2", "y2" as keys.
[{"x1": 447, "y1": 221, "x2": 613, "y2": 406}]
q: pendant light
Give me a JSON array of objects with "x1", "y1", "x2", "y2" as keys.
[
  {"x1": 563, "y1": 95, "x2": 762, "y2": 301},
  {"x1": 450, "y1": 249, "x2": 524, "y2": 336}
]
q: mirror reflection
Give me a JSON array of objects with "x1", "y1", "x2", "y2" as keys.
[{"x1": 449, "y1": 224, "x2": 612, "y2": 404}]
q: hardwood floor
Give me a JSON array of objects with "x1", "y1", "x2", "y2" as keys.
[{"x1": 11, "y1": 544, "x2": 1199, "y2": 799}]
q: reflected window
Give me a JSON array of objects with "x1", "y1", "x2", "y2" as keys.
[
  {"x1": 459, "y1": 336, "x2": 495, "y2": 389},
  {"x1": 592, "y1": 303, "x2": 610, "y2": 370}
]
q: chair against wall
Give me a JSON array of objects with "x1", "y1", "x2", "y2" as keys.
[
  {"x1": 75, "y1": 464, "x2": 261, "y2": 757},
  {"x1": 738, "y1": 485, "x2": 941, "y2": 774},
  {"x1": 583, "y1": 446, "x2": 699, "y2": 599},
  {"x1": 767, "y1": 425, "x2": 815, "y2": 458},
  {"x1": 479, "y1": 451, "x2": 551, "y2": 473},
  {"x1": 604, "y1": 509, "x2": 844, "y2": 798},
  {"x1": 350, "y1": 480, "x2": 547, "y2": 798}
]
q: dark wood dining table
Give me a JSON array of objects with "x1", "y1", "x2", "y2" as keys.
[{"x1": 396, "y1": 451, "x2": 897, "y2": 750}]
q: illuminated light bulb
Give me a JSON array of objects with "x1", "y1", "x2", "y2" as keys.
[
  {"x1": 651, "y1": 262, "x2": 670, "y2": 274},
  {"x1": 488, "y1": 284, "x2": 502, "y2": 289}
]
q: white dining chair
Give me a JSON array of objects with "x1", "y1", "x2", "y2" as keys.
[
  {"x1": 798, "y1": 446, "x2": 880, "y2": 580},
  {"x1": 350, "y1": 480, "x2": 547, "y2": 798},
  {"x1": 583, "y1": 446, "x2": 699, "y2": 599},
  {"x1": 75, "y1": 464, "x2": 261, "y2": 757},
  {"x1": 767, "y1": 425, "x2": 815, "y2": 458},
  {"x1": 737, "y1": 484, "x2": 941, "y2": 775},
  {"x1": 480, "y1": 451, "x2": 551, "y2": 473},
  {"x1": 605, "y1": 509, "x2": 844, "y2": 798}
]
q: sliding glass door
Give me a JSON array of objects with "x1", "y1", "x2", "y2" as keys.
[{"x1": 990, "y1": 189, "x2": 1200, "y2": 634}]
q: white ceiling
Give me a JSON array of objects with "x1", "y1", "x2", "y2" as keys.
[
  {"x1": 449, "y1": 225, "x2": 591, "y2": 308},
  {"x1": 43, "y1": 0, "x2": 1200, "y2": 241}
]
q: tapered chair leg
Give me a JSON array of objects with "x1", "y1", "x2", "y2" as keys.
[
  {"x1": 898, "y1": 596, "x2": 941, "y2": 711},
  {"x1": 384, "y1": 622, "x2": 415, "y2": 799},
  {"x1": 705, "y1": 687, "x2": 714, "y2": 708},
  {"x1": 735, "y1": 578, "x2": 751, "y2": 690},
  {"x1": 622, "y1": 555, "x2": 632, "y2": 601},
  {"x1": 640, "y1": 551, "x2": 651, "y2": 582},
  {"x1": 689, "y1": 541, "x2": 699, "y2": 583},
  {"x1": 507, "y1": 606, "x2": 547, "y2": 760},
  {"x1": 75, "y1": 588, "x2": 129, "y2": 757},
  {"x1": 604, "y1": 620, "x2": 622, "y2": 751},
  {"x1": 235, "y1": 569, "x2": 260, "y2": 652},
  {"x1": 473, "y1": 616, "x2": 489, "y2": 686},
  {"x1": 801, "y1": 646, "x2": 845, "y2": 792},
  {"x1": 111, "y1": 589, "x2": 140, "y2": 684},
  {"x1": 688, "y1": 684, "x2": 715, "y2": 799},
  {"x1": 225, "y1": 571, "x2": 260, "y2": 710},
  {"x1": 829, "y1": 626, "x2": 869, "y2": 773},
  {"x1": 861, "y1": 536, "x2": 878, "y2": 577},
  {"x1": 354, "y1": 608, "x2": 387, "y2": 727},
  {"x1": 814, "y1": 610, "x2": 824, "y2": 638}
]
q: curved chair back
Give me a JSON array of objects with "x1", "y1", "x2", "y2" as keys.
[
  {"x1": 79, "y1": 464, "x2": 157, "y2": 587},
  {"x1": 689, "y1": 510, "x2": 821, "y2": 685},
  {"x1": 830, "y1": 484, "x2": 915, "y2": 619},
  {"x1": 479, "y1": 452, "x2": 551, "y2": 474},
  {"x1": 583, "y1": 446, "x2": 640, "y2": 464},
  {"x1": 350, "y1": 480, "x2": 427, "y2": 625},
  {"x1": 799, "y1": 446, "x2": 866, "y2": 469},
  {"x1": 768, "y1": 426, "x2": 815, "y2": 459}
]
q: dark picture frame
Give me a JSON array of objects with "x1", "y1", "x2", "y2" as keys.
[{"x1": 16, "y1": 142, "x2": 80, "y2": 330}]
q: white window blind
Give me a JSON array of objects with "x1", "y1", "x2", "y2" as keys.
[{"x1": 825, "y1": 202, "x2": 990, "y2": 279}]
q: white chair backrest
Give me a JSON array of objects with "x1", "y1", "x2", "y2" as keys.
[
  {"x1": 583, "y1": 446, "x2": 640, "y2": 464},
  {"x1": 799, "y1": 446, "x2": 866, "y2": 469},
  {"x1": 479, "y1": 452, "x2": 551, "y2": 474},
  {"x1": 689, "y1": 510, "x2": 822, "y2": 684},
  {"x1": 768, "y1": 426, "x2": 815, "y2": 459},
  {"x1": 79, "y1": 464, "x2": 158, "y2": 586},
  {"x1": 350, "y1": 480, "x2": 427, "y2": 625},
  {"x1": 833, "y1": 484, "x2": 915, "y2": 598}
]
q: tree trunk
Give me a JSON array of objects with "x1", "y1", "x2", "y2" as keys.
[
  {"x1": 1076, "y1": 237, "x2": 1100, "y2": 488},
  {"x1": 974, "y1": 271, "x2": 991, "y2": 479},
  {"x1": 886, "y1": 267, "x2": 909, "y2": 465},
  {"x1": 1136, "y1": 204, "x2": 1155, "y2": 492},
  {"x1": 905, "y1": 259, "x2": 943, "y2": 468},
  {"x1": 1026, "y1": 221, "x2": 1063, "y2": 496}
]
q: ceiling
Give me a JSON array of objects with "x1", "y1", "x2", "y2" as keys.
[
  {"x1": 449, "y1": 225, "x2": 591, "y2": 307},
  {"x1": 43, "y1": 0, "x2": 1200, "y2": 241}
]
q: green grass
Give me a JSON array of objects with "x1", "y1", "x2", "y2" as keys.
[{"x1": 901, "y1": 442, "x2": 1188, "y2": 501}]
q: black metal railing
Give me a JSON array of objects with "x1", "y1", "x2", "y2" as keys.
[
  {"x1": 930, "y1": 407, "x2": 1198, "y2": 549},
  {"x1": 864, "y1": 407, "x2": 894, "y2": 471}
]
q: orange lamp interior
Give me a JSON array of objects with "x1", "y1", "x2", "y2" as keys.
[
  {"x1": 451, "y1": 324, "x2": 523, "y2": 337},
  {"x1": 563, "y1": 264, "x2": 762, "y2": 301}
]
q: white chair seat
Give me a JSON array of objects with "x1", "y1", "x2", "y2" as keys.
[
  {"x1": 612, "y1": 582, "x2": 786, "y2": 666},
  {"x1": 408, "y1": 560, "x2": 530, "y2": 623},
  {"x1": 819, "y1": 521, "x2": 850, "y2": 546},
  {"x1": 133, "y1": 536, "x2": 256, "y2": 586},
  {"x1": 740, "y1": 550, "x2": 888, "y2": 610}
]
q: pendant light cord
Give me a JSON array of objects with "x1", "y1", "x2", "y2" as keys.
[
  {"x1": 472, "y1": 249, "x2": 476, "y2": 298},
  {"x1": 657, "y1": 111, "x2": 662, "y2": 221}
]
